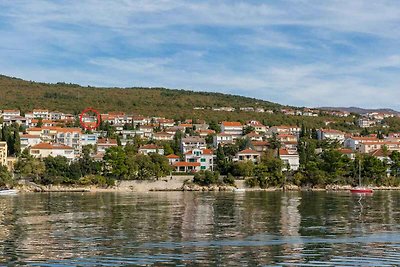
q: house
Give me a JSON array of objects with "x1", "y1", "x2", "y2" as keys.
[
  {"x1": 220, "y1": 121, "x2": 243, "y2": 138},
  {"x1": 138, "y1": 144, "x2": 164, "y2": 155},
  {"x1": 357, "y1": 118, "x2": 375, "y2": 128},
  {"x1": 172, "y1": 162, "x2": 201, "y2": 173},
  {"x1": 55, "y1": 128, "x2": 82, "y2": 152},
  {"x1": 29, "y1": 143, "x2": 75, "y2": 160},
  {"x1": 49, "y1": 111, "x2": 65, "y2": 121},
  {"x1": 269, "y1": 125, "x2": 301, "y2": 136},
  {"x1": 180, "y1": 136, "x2": 206, "y2": 153},
  {"x1": 184, "y1": 148, "x2": 215, "y2": 171},
  {"x1": 196, "y1": 129, "x2": 216, "y2": 137},
  {"x1": 245, "y1": 132, "x2": 263, "y2": 141},
  {"x1": 338, "y1": 148, "x2": 356, "y2": 160},
  {"x1": 20, "y1": 134, "x2": 42, "y2": 151},
  {"x1": 251, "y1": 141, "x2": 269, "y2": 152},
  {"x1": 166, "y1": 154, "x2": 180, "y2": 165},
  {"x1": 277, "y1": 134, "x2": 297, "y2": 143},
  {"x1": 153, "y1": 132, "x2": 174, "y2": 141},
  {"x1": 358, "y1": 141, "x2": 400, "y2": 154},
  {"x1": 1, "y1": 109, "x2": 21, "y2": 120},
  {"x1": 157, "y1": 118, "x2": 175, "y2": 128},
  {"x1": 97, "y1": 138, "x2": 118, "y2": 153},
  {"x1": 279, "y1": 148, "x2": 300, "y2": 171},
  {"x1": 81, "y1": 134, "x2": 98, "y2": 146},
  {"x1": 213, "y1": 133, "x2": 234, "y2": 147},
  {"x1": 234, "y1": 149, "x2": 261, "y2": 163},
  {"x1": 369, "y1": 149, "x2": 392, "y2": 162},
  {"x1": 344, "y1": 136, "x2": 382, "y2": 151},
  {"x1": 2, "y1": 116, "x2": 28, "y2": 127},
  {"x1": 33, "y1": 109, "x2": 49, "y2": 119},
  {"x1": 0, "y1": 141, "x2": 7, "y2": 166},
  {"x1": 246, "y1": 120, "x2": 267, "y2": 133},
  {"x1": 138, "y1": 125, "x2": 154, "y2": 139},
  {"x1": 317, "y1": 129, "x2": 345, "y2": 143}
]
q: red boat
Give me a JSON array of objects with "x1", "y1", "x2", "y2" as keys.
[{"x1": 350, "y1": 187, "x2": 373, "y2": 194}]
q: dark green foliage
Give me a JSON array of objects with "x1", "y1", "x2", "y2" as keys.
[
  {"x1": 193, "y1": 170, "x2": 220, "y2": 186},
  {"x1": 0, "y1": 165, "x2": 12, "y2": 188}
]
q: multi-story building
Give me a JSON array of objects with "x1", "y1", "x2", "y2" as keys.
[
  {"x1": 184, "y1": 148, "x2": 215, "y2": 171},
  {"x1": 138, "y1": 144, "x2": 164, "y2": 155},
  {"x1": 220, "y1": 121, "x2": 243, "y2": 138},
  {"x1": 233, "y1": 149, "x2": 261, "y2": 163},
  {"x1": 33, "y1": 109, "x2": 49, "y2": 119},
  {"x1": 213, "y1": 133, "x2": 234, "y2": 147},
  {"x1": 317, "y1": 129, "x2": 346, "y2": 143},
  {"x1": 279, "y1": 148, "x2": 300, "y2": 171},
  {"x1": 180, "y1": 136, "x2": 207, "y2": 153},
  {"x1": 29, "y1": 143, "x2": 75, "y2": 161}
]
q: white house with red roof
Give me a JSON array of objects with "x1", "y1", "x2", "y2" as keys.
[
  {"x1": 166, "y1": 154, "x2": 180, "y2": 165},
  {"x1": 1, "y1": 109, "x2": 21, "y2": 120},
  {"x1": 29, "y1": 143, "x2": 75, "y2": 160},
  {"x1": 97, "y1": 138, "x2": 118, "y2": 153},
  {"x1": 317, "y1": 129, "x2": 345, "y2": 142},
  {"x1": 172, "y1": 162, "x2": 201, "y2": 173},
  {"x1": 246, "y1": 120, "x2": 267, "y2": 133},
  {"x1": 220, "y1": 121, "x2": 243, "y2": 138},
  {"x1": 138, "y1": 144, "x2": 164, "y2": 155},
  {"x1": 344, "y1": 136, "x2": 383, "y2": 151},
  {"x1": 279, "y1": 148, "x2": 299, "y2": 171},
  {"x1": 234, "y1": 149, "x2": 261, "y2": 163},
  {"x1": 152, "y1": 132, "x2": 174, "y2": 141},
  {"x1": 184, "y1": 148, "x2": 215, "y2": 171}
]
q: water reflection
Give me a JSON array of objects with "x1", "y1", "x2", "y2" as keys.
[{"x1": 0, "y1": 191, "x2": 400, "y2": 266}]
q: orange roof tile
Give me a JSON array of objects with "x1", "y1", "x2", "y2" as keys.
[
  {"x1": 221, "y1": 121, "x2": 242, "y2": 127},
  {"x1": 31, "y1": 143, "x2": 73, "y2": 150},
  {"x1": 173, "y1": 162, "x2": 200, "y2": 167}
]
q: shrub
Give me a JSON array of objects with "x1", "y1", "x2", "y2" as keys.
[{"x1": 223, "y1": 173, "x2": 236, "y2": 186}]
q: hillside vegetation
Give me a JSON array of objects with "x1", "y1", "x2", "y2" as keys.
[{"x1": 0, "y1": 75, "x2": 355, "y2": 128}]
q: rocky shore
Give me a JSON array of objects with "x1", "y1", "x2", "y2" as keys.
[{"x1": 12, "y1": 178, "x2": 400, "y2": 193}]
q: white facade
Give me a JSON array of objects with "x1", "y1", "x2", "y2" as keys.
[
  {"x1": 180, "y1": 136, "x2": 206, "y2": 153},
  {"x1": 184, "y1": 149, "x2": 215, "y2": 171},
  {"x1": 213, "y1": 134, "x2": 234, "y2": 147},
  {"x1": 279, "y1": 149, "x2": 300, "y2": 171},
  {"x1": 29, "y1": 143, "x2": 75, "y2": 160}
]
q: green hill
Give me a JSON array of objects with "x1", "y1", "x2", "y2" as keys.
[
  {"x1": 0, "y1": 75, "x2": 281, "y2": 115},
  {"x1": 0, "y1": 74, "x2": 356, "y2": 129}
]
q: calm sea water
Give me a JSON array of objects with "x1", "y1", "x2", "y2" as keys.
[{"x1": 1, "y1": 191, "x2": 400, "y2": 266}]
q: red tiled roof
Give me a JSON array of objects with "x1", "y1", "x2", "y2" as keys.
[
  {"x1": 31, "y1": 143, "x2": 73, "y2": 150},
  {"x1": 139, "y1": 144, "x2": 161, "y2": 149},
  {"x1": 97, "y1": 138, "x2": 118, "y2": 145},
  {"x1": 221, "y1": 121, "x2": 242, "y2": 127},
  {"x1": 166, "y1": 154, "x2": 180, "y2": 159},
  {"x1": 238, "y1": 149, "x2": 260, "y2": 154}
]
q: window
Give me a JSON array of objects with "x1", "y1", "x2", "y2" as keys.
[
  {"x1": 200, "y1": 158, "x2": 206, "y2": 162},
  {"x1": 201, "y1": 166, "x2": 206, "y2": 170}
]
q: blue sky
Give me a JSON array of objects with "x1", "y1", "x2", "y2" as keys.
[{"x1": 1, "y1": 1, "x2": 400, "y2": 109}]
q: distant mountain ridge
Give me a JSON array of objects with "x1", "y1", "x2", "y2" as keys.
[{"x1": 319, "y1": 106, "x2": 399, "y2": 115}]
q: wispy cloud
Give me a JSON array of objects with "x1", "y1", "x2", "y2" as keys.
[{"x1": 1, "y1": 0, "x2": 399, "y2": 109}]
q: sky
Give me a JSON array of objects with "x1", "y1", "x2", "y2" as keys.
[{"x1": 0, "y1": 0, "x2": 400, "y2": 109}]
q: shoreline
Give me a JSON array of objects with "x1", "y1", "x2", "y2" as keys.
[{"x1": 12, "y1": 178, "x2": 400, "y2": 193}]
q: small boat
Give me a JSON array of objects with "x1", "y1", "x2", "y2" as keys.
[
  {"x1": 350, "y1": 187, "x2": 373, "y2": 194},
  {"x1": 350, "y1": 158, "x2": 373, "y2": 194},
  {"x1": 0, "y1": 189, "x2": 18, "y2": 195}
]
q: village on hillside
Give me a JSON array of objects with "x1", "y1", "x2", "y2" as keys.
[{"x1": 1, "y1": 107, "x2": 400, "y2": 188}]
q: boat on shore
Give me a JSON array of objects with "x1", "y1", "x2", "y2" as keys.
[{"x1": 0, "y1": 189, "x2": 18, "y2": 196}]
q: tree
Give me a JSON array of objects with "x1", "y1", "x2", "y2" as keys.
[
  {"x1": 390, "y1": 151, "x2": 400, "y2": 177},
  {"x1": 0, "y1": 165, "x2": 12, "y2": 188},
  {"x1": 243, "y1": 125, "x2": 255, "y2": 135}
]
